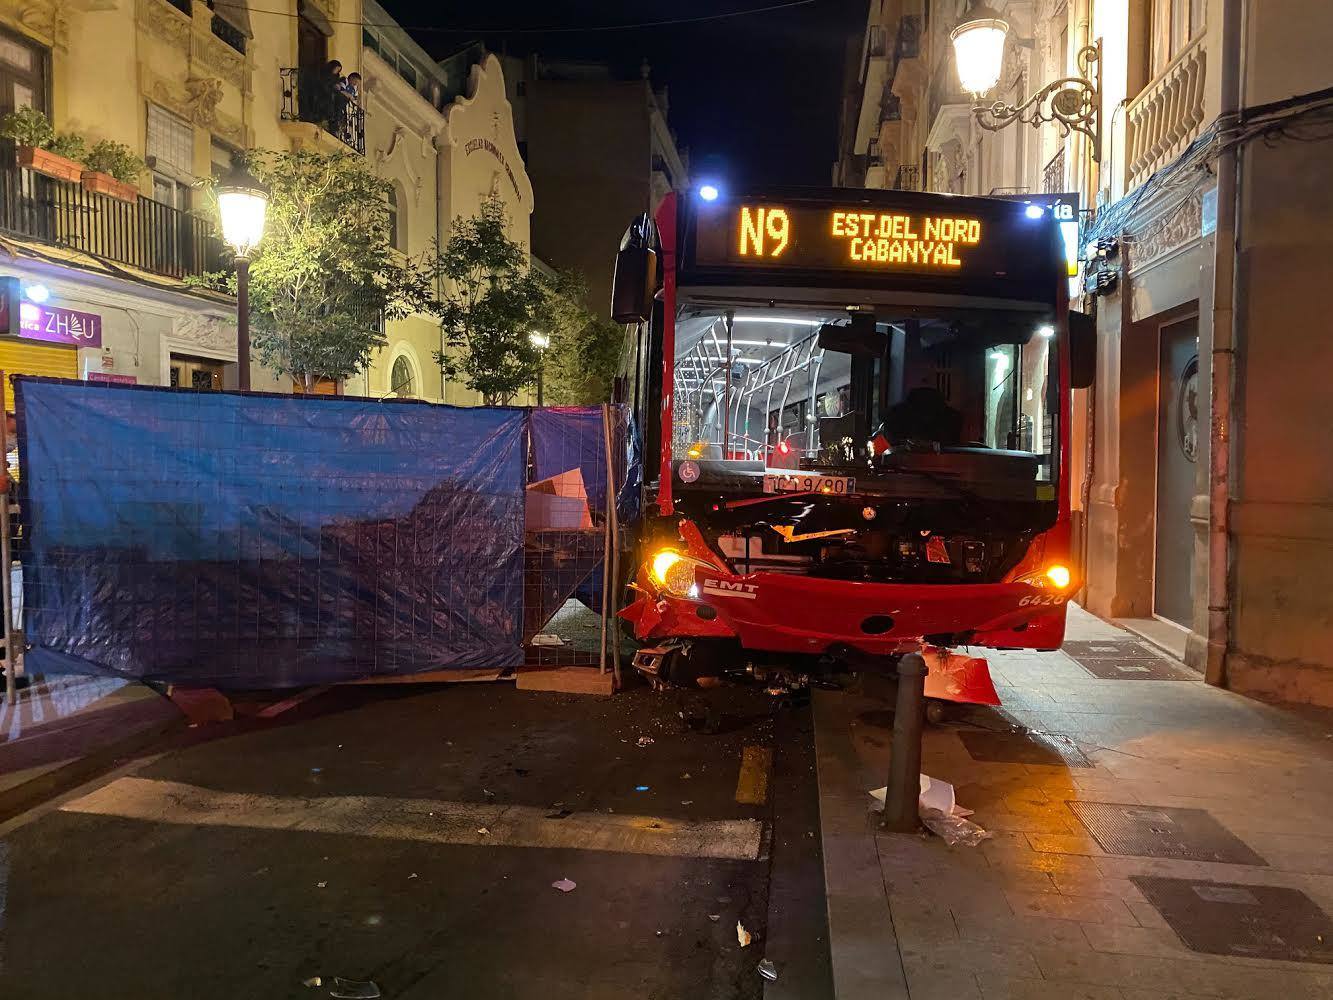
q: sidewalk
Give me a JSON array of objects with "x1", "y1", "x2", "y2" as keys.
[
  {"x1": 0, "y1": 675, "x2": 182, "y2": 819},
  {"x1": 814, "y1": 606, "x2": 1333, "y2": 1000}
]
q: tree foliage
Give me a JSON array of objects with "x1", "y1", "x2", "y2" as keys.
[
  {"x1": 540, "y1": 269, "x2": 625, "y2": 405},
  {"x1": 195, "y1": 149, "x2": 430, "y2": 386},
  {"x1": 431, "y1": 197, "x2": 548, "y2": 405}
]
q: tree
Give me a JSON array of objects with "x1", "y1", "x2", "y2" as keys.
[
  {"x1": 195, "y1": 149, "x2": 430, "y2": 387},
  {"x1": 432, "y1": 197, "x2": 548, "y2": 405},
  {"x1": 540, "y1": 269, "x2": 625, "y2": 405}
]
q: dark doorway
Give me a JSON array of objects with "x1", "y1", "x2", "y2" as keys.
[{"x1": 1154, "y1": 316, "x2": 1199, "y2": 627}]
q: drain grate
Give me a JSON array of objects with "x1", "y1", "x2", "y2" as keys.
[
  {"x1": 1131, "y1": 876, "x2": 1333, "y2": 964},
  {"x1": 1062, "y1": 640, "x2": 1195, "y2": 681},
  {"x1": 1069, "y1": 802, "x2": 1266, "y2": 865},
  {"x1": 958, "y1": 729, "x2": 1092, "y2": 768}
]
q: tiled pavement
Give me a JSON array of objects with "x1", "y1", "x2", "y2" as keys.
[{"x1": 813, "y1": 606, "x2": 1333, "y2": 1000}]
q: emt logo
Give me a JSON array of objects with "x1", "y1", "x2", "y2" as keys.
[{"x1": 701, "y1": 579, "x2": 759, "y2": 601}]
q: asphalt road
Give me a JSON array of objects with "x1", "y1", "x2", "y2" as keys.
[{"x1": 0, "y1": 680, "x2": 832, "y2": 1000}]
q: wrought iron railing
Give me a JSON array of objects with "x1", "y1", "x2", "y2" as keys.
[
  {"x1": 1043, "y1": 147, "x2": 1067, "y2": 194},
  {"x1": 210, "y1": 14, "x2": 246, "y2": 54},
  {"x1": 892, "y1": 164, "x2": 920, "y2": 191},
  {"x1": 0, "y1": 158, "x2": 224, "y2": 280},
  {"x1": 279, "y1": 68, "x2": 366, "y2": 155}
]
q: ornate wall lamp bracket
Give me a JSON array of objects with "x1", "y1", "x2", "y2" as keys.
[{"x1": 971, "y1": 42, "x2": 1102, "y2": 159}]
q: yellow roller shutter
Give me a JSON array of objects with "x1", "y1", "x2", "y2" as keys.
[{"x1": 0, "y1": 339, "x2": 80, "y2": 412}]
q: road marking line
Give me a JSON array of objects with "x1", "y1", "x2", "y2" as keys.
[
  {"x1": 735, "y1": 745, "x2": 772, "y2": 805},
  {"x1": 59, "y1": 777, "x2": 766, "y2": 861}
]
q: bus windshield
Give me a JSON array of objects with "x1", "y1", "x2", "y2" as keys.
[{"x1": 671, "y1": 306, "x2": 1058, "y2": 484}]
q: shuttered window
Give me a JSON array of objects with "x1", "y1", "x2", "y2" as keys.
[
  {"x1": 0, "y1": 339, "x2": 79, "y2": 411},
  {"x1": 147, "y1": 104, "x2": 193, "y2": 174}
]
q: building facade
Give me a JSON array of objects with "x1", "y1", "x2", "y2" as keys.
[
  {"x1": 515, "y1": 57, "x2": 687, "y2": 319},
  {"x1": 0, "y1": 0, "x2": 533, "y2": 407},
  {"x1": 349, "y1": 4, "x2": 533, "y2": 405},
  {"x1": 837, "y1": 0, "x2": 1333, "y2": 704}
]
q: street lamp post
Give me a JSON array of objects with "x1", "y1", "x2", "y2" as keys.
[
  {"x1": 216, "y1": 160, "x2": 269, "y2": 391},
  {"x1": 951, "y1": 1, "x2": 1102, "y2": 159},
  {"x1": 530, "y1": 331, "x2": 550, "y2": 406}
]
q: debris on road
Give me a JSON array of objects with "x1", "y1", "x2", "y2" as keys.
[
  {"x1": 736, "y1": 921, "x2": 753, "y2": 947},
  {"x1": 921, "y1": 808, "x2": 992, "y2": 847},
  {"x1": 635, "y1": 785, "x2": 650, "y2": 792},
  {"x1": 757, "y1": 958, "x2": 779, "y2": 981},
  {"x1": 302, "y1": 976, "x2": 322, "y2": 988},
  {"x1": 316, "y1": 881, "x2": 327, "y2": 888},
  {"x1": 551, "y1": 878, "x2": 577, "y2": 893},
  {"x1": 545, "y1": 808, "x2": 573, "y2": 820},
  {"x1": 408, "y1": 873, "x2": 418, "y2": 879},
  {"x1": 708, "y1": 914, "x2": 720, "y2": 922},
  {"x1": 867, "y1": 774, "x2": 992, "y2": 845},
  {"x1": 636, "y1": 736, "x2": 655, "y2": 747},
  {"x1": 681, "y1": 800, "x2": 693, "y2": 805},
  {"x1": 477, "y1": 827, "x2": 490, "y2": 836},
  {"x1": 329, "y1": 978, "x2": 381, "y2": 999}
]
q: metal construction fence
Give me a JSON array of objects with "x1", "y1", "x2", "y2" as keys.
[{"x1": 2, "y1": 378, "x2": 635, "y2": 696}]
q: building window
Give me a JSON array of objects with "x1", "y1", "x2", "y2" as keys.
[
  {"x1": 147, "y1": 103, "x2": 193, "y2": 173},
  {"x1": 390, "y1": 354, "x2": 416, "y2": 398},
  {"x1": 147, "y1": 103, "x2": 194, "y2": 209},
  {"x1": 0, "y1": 27, "x2": 48, "y2": 117},
  {"x1": 1150, "y1": 0, "x2": 1205, "y2": 78},
  {"x1": 210, "y1": 138, "x2": 238, "y2": 178}
]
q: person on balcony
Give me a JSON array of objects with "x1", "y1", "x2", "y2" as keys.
[{"x1": 337, "y1": 72, "x2": 362, "y2": 145}]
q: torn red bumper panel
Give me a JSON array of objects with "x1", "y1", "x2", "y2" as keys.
[{"x1": 921, "y1": 647, "x2": 1001, "y2": 706}]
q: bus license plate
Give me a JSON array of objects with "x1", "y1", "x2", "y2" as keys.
[{"x1": 763, "y1": 473, "x2": 856, "y2": 496}]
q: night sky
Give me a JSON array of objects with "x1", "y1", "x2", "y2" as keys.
[{"x1": 377, "y1": 0, "x2": 868, "y2": 186}]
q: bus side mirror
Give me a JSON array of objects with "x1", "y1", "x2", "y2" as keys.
[
  {"x1": 611, "y1": 214, "x2": 659, "y2": 324},
  {"x1": 1069, "y1": 310, "x2": 1096, "y2": 389}
]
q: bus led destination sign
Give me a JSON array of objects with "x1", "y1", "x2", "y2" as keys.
[{"x1": 694, "y1": 201, "x2": 996, "y2": 275}]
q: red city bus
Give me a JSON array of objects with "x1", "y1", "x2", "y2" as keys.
[{"x1": 611, "y1": 186, "x2": 1094, "y2": 703}]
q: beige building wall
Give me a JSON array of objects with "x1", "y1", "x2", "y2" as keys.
[{"x1": 838, "y1": 0, "x2": 1333, "y2": 704}]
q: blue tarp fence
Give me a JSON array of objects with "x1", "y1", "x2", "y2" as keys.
[{"x1": 14, "y1": 378, "x2": 634, "y2": 688}]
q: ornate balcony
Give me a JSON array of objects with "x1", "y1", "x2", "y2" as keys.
[
  {"x1": 1125, "y1": 37, "x2": 1207, "y2": 190},
  {"x1": 280, "y1": 68, "x2": 366, "y2": 155},
  {"x1": 0, "y1": 158, "x2": 223, "y2": 280}
]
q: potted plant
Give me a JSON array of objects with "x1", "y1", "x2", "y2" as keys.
[
  {"x1": 0, "y1": 107, "x2": 87, "y2": 182},
  {"x1": 81, "y1": 139, "x2": 145, "y2": 202}
]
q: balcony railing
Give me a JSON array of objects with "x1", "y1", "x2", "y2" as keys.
[
  {"x1": 0, "y1": 158, "x2": 224, "y2": 280},
  {"x1": 892, "y1": 164, "x2": 919, "y2": 191},
  {"x1": 210, "y1": 14, "x2": 246, "y2": 54},
  {"x1": 1043, "y1": 147, "x2": 1067, "y2": 194},
  {"x1": 1125, "y1": 37, "x2": 1207, "y2": 190},
  {"x1": 280, "y1": 68, "x2": 366, "y2": 155}
]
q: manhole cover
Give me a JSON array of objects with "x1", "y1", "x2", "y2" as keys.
[
  {"x1": 958, "y1": 729, "x2": 1092, "y2": 767},
  {"x1": 1071, "y1": 657, "x2": 1195, "y2": 681},
  {"x1": 1061, "y1": 640, "x2": 1194, "y2": 680},
  {"x1": 1070, "y1": 802, "x2": 1266, "y2": 865},
  {"x1": 1131, "y1": 876, "x2": 1333, "y2": 964}
]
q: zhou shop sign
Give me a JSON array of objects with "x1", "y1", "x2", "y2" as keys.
[{"x1": 19, "y1": 302, "x2": 102, "y2": 348}]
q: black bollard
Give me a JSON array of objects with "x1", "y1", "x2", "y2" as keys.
[{"x1": 881, "y1": 652, "x2": 927, "y2": 832}]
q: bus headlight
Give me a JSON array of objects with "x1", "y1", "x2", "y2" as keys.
[
  {"x1": 1015, "y1": 562, "x2": 1075, "y2": 591},
  {"x1": 1045, "y1": 564, "x2": 1072, "y2": 590},
  {"x1": 649, "y1": 549, "x2": 707, "y2": 598}
]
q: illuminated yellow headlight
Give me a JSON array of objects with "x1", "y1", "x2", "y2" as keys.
[
  {"x1": 649, "y1": 549, "x2": 700, "y2": 598},
  {"x1": 1045, "y1": 564, "x2": 1072, "y2": 590}
]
